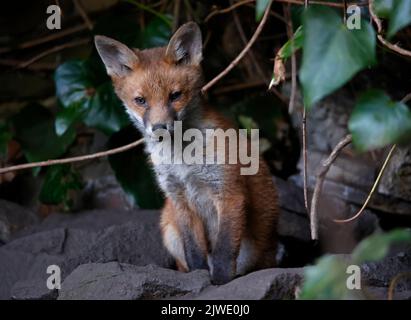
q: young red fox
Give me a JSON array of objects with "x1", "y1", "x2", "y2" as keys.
[{"x1": 95, "y1": 22, "x2": 279, "y2": 284}]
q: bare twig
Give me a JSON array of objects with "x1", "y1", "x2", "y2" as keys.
[
  {"x1": 0, "y1": 25, "x2": 88, "y2": 54},
  {"x1": 388, "y1": 272, "x2": 411, "y2": 300},
  {"x1": 334, "y1": 144, "x2": 396, "y2": 223},
  {"x1": 201, "y1": 0, "x2": 272, "y2": 93},
  {"x1": 0, "y1": 59, "x2": 56, "y2": 71},
  {"x1": 284, "y1": 4, "x2": 297, "y2": 113},
  {"x1": 276, "y1": 0, "x2": 368, "y2": 8},
  {"x1": 302, "y1": 0, "x2": 309, "y2": 213},
  {"x1": 309, "y1": 134, "x2": 353, "y2": 240},
  {"x1": 0, "y1": 139, "x2": 144, "y2": 175},
  {"x1": 369, "y1": 0, "x2": 411, "y2": 58},
  {"x1": 18, "y1": 38, "x2": 90, "y2": 69},
  {"x1": 402, "y1": 92, "x2": 411, "y2": 104},
  {"x1": 205, "y1": 0, "x2": 254, "y2": 23},
  {"x1": 172, "y1": 0, "x2": 181, "y2": 32},
  {"x1": 73, "y1": 0, "x2": 94, "y2": 30},
  {"x1": 232, "y1": 2, "x2": 268, "y2": 81},
  {"x1": 213, "y1": 80, "x2": 266, "y2": 94},
  {"x1": 334, "y1": 94, "x2": 411, "y2": 224}
]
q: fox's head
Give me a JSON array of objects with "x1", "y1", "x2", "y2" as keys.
[{"x1": 95, "y1": 22, "x2": 203, "y2": 137}]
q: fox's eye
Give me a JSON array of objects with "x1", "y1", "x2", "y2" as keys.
[
  {"x1": 169, "y1": 91, "x2": 182, "y2": 102},
  {"x1": 134, "y1": 96, "x2": 146, "y2": 106}
]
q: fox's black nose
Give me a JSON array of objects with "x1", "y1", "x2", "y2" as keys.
[{"x1": 152, "y1": 123, "x2": 168, "y2": 132}]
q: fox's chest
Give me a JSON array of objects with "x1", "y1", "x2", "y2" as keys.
[
  {"x1": 154, "y1": 162, "x2": 222, "y2": 242},
  {"x1": 154, "y1": 162, "x2": 223, "y2": 198}
]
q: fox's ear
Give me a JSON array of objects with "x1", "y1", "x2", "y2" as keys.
[
  {"x1": 166, "y1": 22, "x2": 202, "y2": 66},
  {"x1": 94, "y1": 35, "x2": 139, "y2": 77}
]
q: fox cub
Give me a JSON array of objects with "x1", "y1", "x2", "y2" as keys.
[{"x1": 95, "y1": 22, "x2": 279, "y2": 284}]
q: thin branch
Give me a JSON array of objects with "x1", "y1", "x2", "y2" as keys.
[
  {"x1": 172, "y1": 0, "x2": 181, "y2": 32},
  {"x1": 302, "y1": 0, "x2": 309, "y2": 212},
  {"x1": 205, "y1": 0, "x2": 254, "y2": 23},
  {"x1": 213, "y1": 80, "x2": 266, "y2": 94},
  {"x1": 201, "y1": 0, "x2": 273, "y2": 93},
  {"x1": 0, "y1": 139, "x2": 144, "y2": 175},
  {"x1": 334, "y1": 93, "x2": 410, "y2": 224},
  {"x1": 232, "y1": 2, "x2": 268, "y2": 81},
  {"x1": 284, "y1": 4, "x2": 297, "y2": 113},
  {"x1": 0, "y1": 59, "x2": 56, "y2": 71},
  {"x1": 402, "y1": 92, "x2": 411, "y2": 104},
  {"x1": 369, "y1": 0, "x2": 411, "y2": 58},
  {"x1": 309, "y1": 134, "x2": 353, "y2": 240},
  {"x1": 0, "y1": 24, "x2": 88, "y2": 54},
  {"x1": 277, "y1": 0, "x2": 368, "y2": 8},
  {"x1": 18, "y1": 38, "x2": 90, "y2": 69},
  {"x1": 73, "y1": 0, "x2": 94, "y2": 30},
  {"x1": 334, "y1": 144, "x2": 396, "y2": 223},
  {"x1": 388, "y1": 272, "x2": 411, "y2": 300}
]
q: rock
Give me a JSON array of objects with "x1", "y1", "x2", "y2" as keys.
[
  {"x1": 274, "y1": 177, "x2": 311, "y2": 243},
  {"x1": 0, "y1": 199, "x2": 39, "y2": 244},
  {"x1": 186, "y1": 268, "x2": 304, "y2": 300},
  {"x1": 11, "y1": 279, "x2": 58, "y2": 300},
  {"x1": 58, "y1": 262, "x2": 210, "y2": 300},
  {"x1": 362, "y1": 248, "x2": 411, "y2": 290},
  {"x1": 365, "y1": 286, "x2": 411, "y2": 300},
  {"x1": 0, "y1": 209, "x2": 173, "y2": 300},
  {"x1": 0, "y1": 248, "x2": 65, "y2": 300},
  {"x1": 379, "y1": 144, "x2": 411, "y2": 202}
]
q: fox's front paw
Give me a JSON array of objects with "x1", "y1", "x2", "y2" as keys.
[
  {"x1": 211, "y1": 272, "x2": 232, "y2": 285},
  {"x1": 210, "y1": 264, "x2": 234, "y2": 285}
]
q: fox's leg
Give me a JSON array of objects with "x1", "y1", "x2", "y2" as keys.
[
  {"x1": 161, "y1": 198, "x2": 188, "y2": 271},
  {"x1": 161, "y1": 198, "x2": 209, "y2": 272},
  {"x1": 210, "y1": 193, "x2": 246, "y2": 284}
]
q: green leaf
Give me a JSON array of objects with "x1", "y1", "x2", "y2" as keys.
[
  {"x1": 137, "y1": 16, "x2": 172, "y2": 48},
  {"x1": 279, "y1": 26, "x2": 303, "y2": 59},
  {"x1": 123, "y1": 0, "x2": 172, "y2": 28},
  {"x1": 299, "y1": 255, "x2": 351, "y2": 299},
  {"x1": 352, "y1": 229, "x2": 411, "y2": 264},
  {"x1": 108, "y1": 126, "x2": 164, "y2": 209},
  {"x1": 349, "y1": 90, "x2": 411, "y2": 152},
  {"x1": 238, "y1": 115, "x2": 258, "y2": 135},
  {"x1": 11, "y1": 104, "x2": 76, "y2": 163},
  {"x1": 55, "y1": 104, "x2": 86, "y2": 136},
  {"x1": 256, "y1": 0, "x2": 270, "y2": 21},
  {"x1": 373, "y1": 0, "x2": 394, "y2": 18},
  {"x1": 39, "y1": 164, "x2": 83, "y2": 207},
  {"x1": 83, "y1": 82, "x2": 130, "y2": 135},
  {"x1": 387, "y1": 0, "x2": 411, "y2": 37},
  {"x1": 0, "y1": 122, "x2": 12, "y2": 157},
  {"x1": 55, "y1": 60, "x2": 130, "y2": 135},
  {"x1": 300, "y1": 6, "x2": 376, "y2": 108}
]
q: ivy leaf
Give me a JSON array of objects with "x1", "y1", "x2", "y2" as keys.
[
  {"x1": 108, "y1": 126, "x2": 164, "y2": 209},
  {"x1": 349, "y1": 90, "x2": 411, "y2": 152},
  {"x1": 299, "y1": 255, "x2": 351, "y2": 299},
  {"x1": 137, "y1": 16, "x2": 172, "y2": 48},
  {"x1": 256, "y1": 0, "x2": 270, "y2": 21},
  {"x1": 387, "y1": 0, "x2": 411, "y2": 38},
  {"x1": 300, "y1": 229, "x2": 411, "y2": 299},
  {"x1": 55, "y1": 60, "x2": 130, "y2": 136},
  {"x1": 352, "y1": 229, "x2": 411, "y2": 265},
  {"x1": 39, "y1": 164, "x2": 83, "y2": 208},
  {"x1": 279, "y1": 26, "x2": 303, "y2": 60},
  {"x1": 55, "y1": 104, "x2": 86, "y2": 136},
  {"x1": 373, "y1": 0, "x2": 394, "y2": 18},
  {"x1": 11, "y1": 104, "x2": 76, "y2": 163},
  {"x1": 83, "y1": 82, "x2": 130, "y2": 134},
  {"x1": 300, "y1": 6, "x2": 376, "y2": 108}
]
